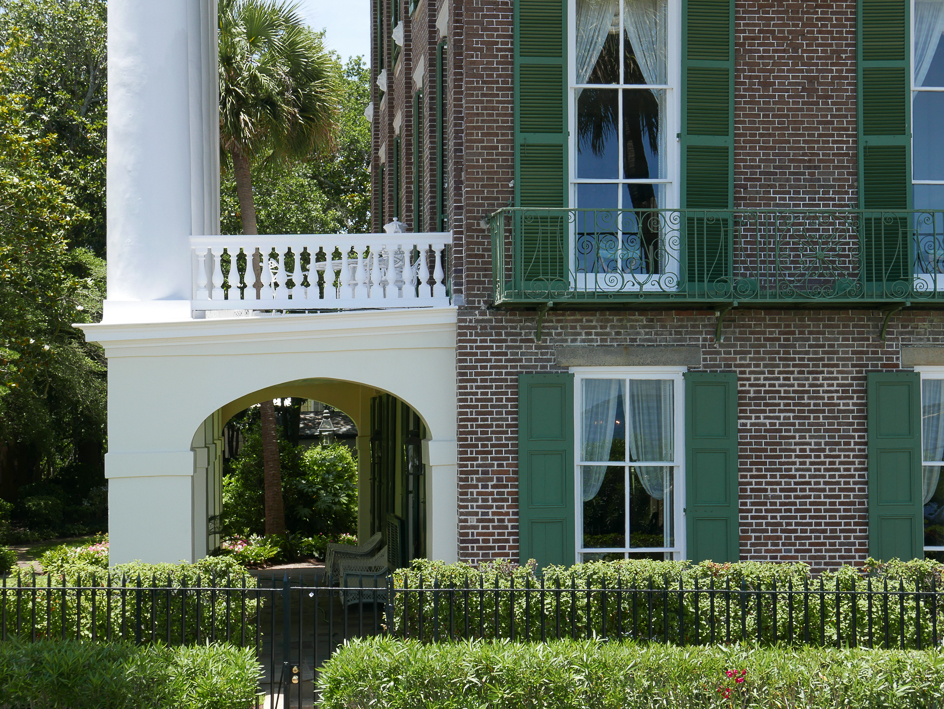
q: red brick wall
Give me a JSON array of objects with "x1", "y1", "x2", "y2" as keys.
[{"x1": 371, "y1": 1, "x2": 944, "y2": 572}]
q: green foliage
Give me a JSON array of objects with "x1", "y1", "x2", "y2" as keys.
[
  {"x1": 220, "y1": 425, "x2": 357, "y2": 539},
  {"x1": 0, "y1": 497, "x2": 12, "y2": 543},
  {"x1": 0, "y1": 30, "x2": 107, "y2": 512},
  {"x1": 0, "y1": 640, "x2": 261, "y2": 709},
  {"x1": 2, "y1": 557, "x2": 261, "y2": 645},
  {"x1": 220, "y1": 55, "x2": 370, "y2": 235},
  {"x1": 319, "y1": 637, "x2": 944, "y2": 709},
  {"x1": 220, "y1": 534, "x2": 283, "y2": 566},
  {"x1": 0, "y1": 546, "x2": 16, "y2": 574},
  {"x1": 38, "y1": 534, "x2": 108, "y2": 572},
  {"x1": 391, "y1": 558, "x2": 944, "y2": 649},
  {"x1": 12, "y1": 477, "x2": 107, "y2": 538}
]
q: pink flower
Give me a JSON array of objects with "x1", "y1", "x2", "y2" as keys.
[{"x1": 735, "y1": 677, "x2": 744, "y2": 684}]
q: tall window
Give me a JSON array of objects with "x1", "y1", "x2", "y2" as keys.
[
  {"x1": 575, "y1": 369, "x2": 685, "y2": 561},
  {"x1": 569, "y1": 0, "x2": 679, "y2": 283},
  {"x1": 919, "y1": 370, "x2": 944, "y2": 561},
  {"x1": 914, "y1": 0, "x2": 944, "y2": 274},
  {"x1": 413, "y1": 90, "x2": 424, "y2": 232}
]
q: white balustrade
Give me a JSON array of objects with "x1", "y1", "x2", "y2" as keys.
[{"x1": 190, "y1": 233, "x2": 452, "y2": 312}]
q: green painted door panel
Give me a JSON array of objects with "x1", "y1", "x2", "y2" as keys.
[
  {"x1": 867, "y1": 371, "x2": 922, "y2": 561},
  {"x1": 519, "y1": 373, "x2": 575, "y2": 567},
  {"x1": 685, "y1": 372, "x2": 739, "y2": 562}
]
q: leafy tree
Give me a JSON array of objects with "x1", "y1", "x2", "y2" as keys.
[
  {"x1": 218, "y1": 0, "x2": 339, "y2": 535},
  {"x1": 0, "y1": 46, "x2": 106, "y2": 504},
  {"x1": 0, "y1": 0, "x2": 107, "y2": 256}
]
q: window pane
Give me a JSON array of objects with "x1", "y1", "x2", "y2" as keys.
[
  {"x1": 577, "y1": 89, "x2": 620, "y2": 178},
  {"x1": 922, "y1": 380, "x2": 944, "y2": 463},
  {"x1": 582, "y1": 551, "x2": 626, "y2": 561},
  {"x1": 630, "y1": 466, "x2": 673, "y2": 548},
  {"x1": 582, "y1": 465, "x2": 626, "y2": 548},
  {"x1": 576, "y1": 184, "x2": 619, "y2": 275},
  {"x1": 627, "y1": 379, "x2": 674, "y2": 461},
  {"x1": 915, "y1": 12, "x2": 944, "y2": 88},
  {"x1": 622, "y1": 0, "x2": 667, "y2": 85},
  {"x1": 622, "y1": 89, "x2": 664, "y2": 180},
  {"x1": 913, "y1": 92, "x2": 944, "y2": 181},
  {"x1": 915, "y1": 211, "x2": 944, "y2": 275},
  {"x1": 581, "y1": 378, "x2": 625, "y2": 462},
  {"x1": 925, "y1": 469, "x2": 944, "y2": 548},
  {"x1": 621, "y1": 185, "x2": 664, "y2": 274},
  {"x1": 915, "y1": 184, "x2": 944, "y2": 211},
  {"x1": 576, "y1": 3, "x2": 619, "y2": 85}
]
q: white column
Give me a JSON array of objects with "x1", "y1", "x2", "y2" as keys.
[
  {"x1": 105, "y1": 0, "x2": 218, "y2": 323},
  {"x1": 423, "y1": 439, "x2": 458, "y2": 563}
]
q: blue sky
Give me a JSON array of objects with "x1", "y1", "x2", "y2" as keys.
[{"x1": 298, "y1": 0, "x2": 371, "y2": 63}]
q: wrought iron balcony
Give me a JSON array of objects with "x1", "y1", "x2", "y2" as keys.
[{"x1": 488, "y1": 208, "x2": 944, "y2": 308}]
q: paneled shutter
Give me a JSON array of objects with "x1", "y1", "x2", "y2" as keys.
[
  {"x1": 685, "y1": 372, "x2": 739, "y2": 562},
  {"x1": 682, "y1": 0, "x2": 734, "y2": 295},
  {"x1": 867, "y1": 371, "x2": 923, "y2": 561},
  {"x1": 858, "y1": 0, "x2": 911, "y2": 288},
  {"x1": 518, "y1": 373, "x2": 575, "y2": 567},
  {"x1": 514, "y1": 0, "x2": 568, "y2": 287}
]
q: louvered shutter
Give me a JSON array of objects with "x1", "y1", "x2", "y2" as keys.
[
  {"x1": 868, "y1": 372, "x2": 923, "y2": 561},
  {"x1": 682, "y1": 0, "x2": 734, "y2": 295},
  {"x1": 858, "y1": 0, "x2": 911, "y2": 289},
  {"x1": 518, "y1": 373, "x2": 575, "y2": 567},
  {"x1": 514, "y1": 0, "x2": 568, "y2": 288},
  {"x1": 685, "y1": 372, "x2": 739, "y2": 562}
]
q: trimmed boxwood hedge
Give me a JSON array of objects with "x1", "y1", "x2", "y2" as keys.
[
  {"x1": 318, "y1": 636, "x2": 944, "y2": 709},
  {"x1": 0, "y1": 639, "x2": 261, "y2": 708}
]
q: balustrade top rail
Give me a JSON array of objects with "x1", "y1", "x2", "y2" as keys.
[
  {"x1": 488, "y1": 207, "x2": 944, "y2": 307},
  {"x1": 191, "y1": 232, "x2": 452, "y2": 312}
]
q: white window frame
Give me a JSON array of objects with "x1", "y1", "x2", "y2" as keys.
[
  {"x1": 572, "y1": 366, "x2": 686, "y2": 561},
  {"x1": 567, "y1": 0, "x2": 682, "y2": 293},
  {"x1": 911, "y1": 0, "x2": 944, "y2": 289},
  {"x1": 912, "y1": 366, "x2": 944, "y2": 558}
]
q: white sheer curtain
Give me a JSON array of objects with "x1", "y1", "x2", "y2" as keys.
[
  {"x1": 577, "y1": 0, "x2": 618, "y2": 86},
  {"x1": 915, "y1": 0, "x2": 944, "y2": 87},
  {"x1": 581, "y1": 379, "x2": 622, "y2": 501},
  {"x1": 627, "y1": 379, "x2": 674, "y2": 500},
  {"x1": 622, "y1": 0, "x2": 667, "y2": 178},
  {"x1": 923, "y1": 379, "x2": 944, "y2": 504}
]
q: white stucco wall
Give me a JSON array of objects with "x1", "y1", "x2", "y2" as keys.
[{"x1": 81, "y1": 308, "x2": 458, "y2": 565}]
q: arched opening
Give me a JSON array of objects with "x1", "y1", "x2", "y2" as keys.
[{"x1": 191, "y1": 378, "x2": 433, "y2": 569}]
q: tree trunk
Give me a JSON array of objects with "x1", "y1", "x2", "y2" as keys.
[
  {"x1": 260, "y1": 399, "x2": 286, "y2": 536},
  {"x1": 230, "y1": 148, "x2": 286, "y2": 535}
]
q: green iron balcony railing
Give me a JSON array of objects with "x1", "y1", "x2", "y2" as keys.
[{"x1": 488, "y1": 208, "x2": 944, "y2": 307}]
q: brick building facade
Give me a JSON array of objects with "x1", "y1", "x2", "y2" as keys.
[{"x1": 369, "y1": 0, "x2": 944, "y2": 571}]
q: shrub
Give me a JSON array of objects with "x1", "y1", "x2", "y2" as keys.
[
  {"x1": 219, "y1": 426, "x2": 357, "y2": 539},
  {"x1": 16, "y1": 493, "x2": 65, "y2": 532},
  {"x1": 38, "y1": 534, "x2": 109, "y2": 572},
  {"x1": 391, "y1": 557, "x2": 944, "y2": 649},
  {"x1": 1, "y1": 556, "x2": 261, "y2": 644},
  {"x1": 319, "y1": 637, "x2": 944, "y2": 709},
  {"x1": 219, "y1": 534, "x2": 282, "y2": 566},
  {"x1": 0, "y1": 639, "x2": 261, "y2": 708},
  {"x1": 0, "y1": 497, "x2": 12, "y2": 542},
  {"x1": 0, "y1": 545, "x2": 16, "y2": 574}
]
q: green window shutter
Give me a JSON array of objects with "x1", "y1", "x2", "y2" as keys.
[
  {"x1": 518, "y1": 373, "x2": 575, "y2": 567},
  {"x1": 379, "y1": 164, "x2": 385, "y2": 230},
  {"x1": 514, "y1": 0, "x2": 568, "y2": 286},
  {"x1": 436, "y1": 40, "x2": 448, "y2": 232},
  {"x1": 413, "y1": 90, "x2": 424, "y2": 232},
  {"x1": 394, "y1": 136, "x2": 401, "y2": 220},
  {"x1": 681, "y1": 0, "x2": 734, "y2": 293},
  {"x1": 685, "y1": 372, "x2": 739, "y2": 562},
  {"x1": 867, "y1": 371, "x2": 922, "y2": 561},
  {"x1": 858, "y1": 0, "x2": 911, "y2": 285}
]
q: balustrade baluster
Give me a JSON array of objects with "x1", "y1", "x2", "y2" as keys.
[
  {"x1": 418, "y1": 245, "x2": 432, "y2": 298},
  {"x1": 222, "y1": 248, "x2": 235, "y2": 300},
  {"x1": 195, "y1": 249, "x2": 209, "y2": 300},
  {"x1": 369, "y1": 246, "x2": 383, "y2": 298},
  {"x1": 290, "y1": 246, "x2": 303, "y2": 301},
  {"x1": 382, "y1": 246, "x2": 396, "y2": 300},
  {"x1": 323, "y1": 245, "x2": 337, "y2": 302},
  {"x1": 403, "y1": 244, "x2": 417, "y2": 299},
  {"x1": 210, "y1": 247, "x2": 225, "y2": 300},
  {"x1": 260, "y1": 246, "x2": 274, "y2": 300},
  {"x1": 353, "y1": 250, "x2": 368, "y2": 300},
  {"x1": 433, "y1": 245, "x2": 447, "y2": 298}
]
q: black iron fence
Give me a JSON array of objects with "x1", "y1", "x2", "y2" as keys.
[{"x1": 3, "y1": 571, "x2": 944, "y2": 705}]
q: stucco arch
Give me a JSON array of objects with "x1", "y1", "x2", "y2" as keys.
[{"x1": 84, "y1": 308, "x2": 458, "y2": 566}]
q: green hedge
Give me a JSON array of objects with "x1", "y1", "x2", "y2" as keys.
[
  {"x1": 1, "y1": 557, "x2": 262, "y2": 644},
  {"x1": 0, "y1": 639, "x2": 260, "y2": 708},
  {"x1": 391, "y1": 558, "x2": 944, "y2": 649},
  {"x1": 318, "y1": 637, "x2": 944, "y2": 709}
]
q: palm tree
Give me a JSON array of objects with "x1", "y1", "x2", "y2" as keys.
[{"x1": 219, "y1": 0, "x2": 337, "y2": 535}]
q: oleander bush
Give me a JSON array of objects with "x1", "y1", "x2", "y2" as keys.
[
  {"x1": 0, "y1": 556, "x2": 261, "y2": 644},
  {"x1": 391, "y1": 558, "x2": 944, "y2": 649},
  {"x1": 0, "y1": 639, "x2": 261, "y2": 709},
  {"x1": 318, "y1": 637, "x2": 944, "y2": 709}
]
